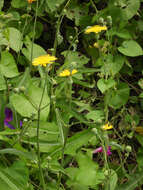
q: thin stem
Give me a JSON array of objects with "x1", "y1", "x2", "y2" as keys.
[
  {"x1": 53, "y1": 0, "x2": 72, "y2": 56},
  {"x1": 30, "y1": 0, "x2": 39, "y2": 72},
  {"x1": 90, "y1": 0, "x2": 98, "y2": 13},
  {"x1": 36, "y1": 71, "x2": 48, "y2": 190}
]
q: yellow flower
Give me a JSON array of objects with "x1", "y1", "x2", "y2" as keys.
[
  {"x1": 59, "y1": 69, "x2": 78, "y2": 77},
  {"x1": 85, "y1": 25, "x2": 107, "y2": 34},
  {"x1": 28, "y1": 0, "x2": 36, "y2": 3},
  {"x1": 32, "y1": 54, "x2": 57, "y2": 67},
  {"x1": 102, "y1": 123, "x2": 113, "y2": 130}
]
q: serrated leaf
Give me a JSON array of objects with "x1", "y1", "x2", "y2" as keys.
[{"x1": 118, "y1": 40, "x2": 143, "y2": 57}]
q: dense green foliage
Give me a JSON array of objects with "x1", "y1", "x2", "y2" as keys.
[{"x1": 0, "y1": 0, "x2": 143, "y2": 189}]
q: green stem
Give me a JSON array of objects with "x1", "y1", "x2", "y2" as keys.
[
  {"x1": 30, "y1": 0, "x2": 39, "y2": 72},
  {"x1": 36, "y1": 71, "x2": 48, "y2": 190}
]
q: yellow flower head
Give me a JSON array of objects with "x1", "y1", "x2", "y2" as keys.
[
  {"x1": 32, "y1": 54, "x2": 57, "y2": 67},
  {"x1": 102, "y1": 123, "x2": 113, "y2": 130},
  {"x1": 28, "y1": 0, "x2": 36, "y2": 3},
  {"x1": 59, "y1": 69, "x2": 78, "y2": 77},
  {"x1": 85, "y1": 25, "x2": 107, "y2": 34}
]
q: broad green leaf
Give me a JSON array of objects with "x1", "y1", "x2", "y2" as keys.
[
  {"x1": 122, "y1": 0, "x2": 140, "y2": 20},
  {"x1": 65, "y1": 1, "x2": 89, "y2": 26},
  {"x1": 7, "y1": 27, "x2": 22, "y2": 52},
  {"x1": 101, "y1": 54, "x2": 124, "y2": 76},
  {"x1": 118, "y1": 40, "x2": 143, "y2": 57},
  {"x1": 66, "y1": 152, "x2": 105, "y2": 187},
  {"x1": 10, "y1": 94, "x2": 36, "y2": 118},
  {"x1": 106, "y1": 82, "x2": 130, "y2": 109},
  {"x1": 22, "y1": 40, "x2": 47, "y2": 61},
  {"x1": 46, "y1": 0, "x2": 66, "y2": 12},
  {"x1": 60, "y1": 50, "x2": 89, "y2": 72},
  {"x1": 65, "y1": 129, "x2": 94, "y2": 155},
  {"x1": 11, "y1": 0, "x2": 27, "y2": 8},
  {"x1": 109, "y1": 170, "x2": 118, "y2": 190},
  {"x1": 0, "y1": 74, "x2": 6, "y2": 90},
  {"x1": 97, "y1": 78, "x2": 116, "y2": 93},
  {"x1": 10, "y1": 82, "x2": 50, "y2": 120},
  {"x1": 0, "y1": 33, "x2": 8, "y2": 46},
  {"x1": 86, "y1": 110, "x2": 104, "y2": 123},
  {"x1": 0, "y1": 51, "x2": 19, "y2": 78}
]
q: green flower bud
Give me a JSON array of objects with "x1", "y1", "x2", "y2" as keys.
[
  {"x1": 69, "y1": 35, "x2": 73, "y2": 40},
  {"x1": 19, "y1": 86, "x2": 26, "y2": 92},
  {"x1": 13, "y1": 88, "x2": 20, "y2": 93},
  {"x1": 99, "y1": 17, "x2": 104, "y2": 24},
  {"x1": 125, "y1": 145, "x2": 132, "y2": 152}
]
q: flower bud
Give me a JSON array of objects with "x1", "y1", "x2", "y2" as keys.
[
  {"x1": 69, "y1": 35, "x2": 73, "y2": 40},
  {"x1": 19, "y1": 86, "x2": 26, "y2": 92},
  {"x1": 99, "y1": 17, "x2": 104, "y2": 24},
  {"x1": 125, "y1": 145, "x2": 132, "y2": 152},
  {"x1": 13, "y1": 88, "x2": 20, "y2": 93}
]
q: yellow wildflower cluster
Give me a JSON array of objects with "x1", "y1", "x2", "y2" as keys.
[
  {"x1": 59, "y1": 69, "x2": 77, "y2": 77},
  {"x1": 85, "y1": 25, "x2": 107, "y2": 34},
  {"x1": 102, "y1": 123, "x2": 113, "y2": 130},
  {"x1": 32, "y1": 54, "x2": 57, "y2": 67}
]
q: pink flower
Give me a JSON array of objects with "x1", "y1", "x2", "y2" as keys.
[{"x1": 93, "y1": 146, "x2": 112, "y2": 156}]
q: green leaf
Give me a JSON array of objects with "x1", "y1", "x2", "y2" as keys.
[
  {"x1": 22, "y1": 40, "x2": 47, "y2": 61},
  {"x1": 0, "y1": 148, "x2": 36, "y2": 160},
  {"x1": 86, "y1": 110, "x2": 104, "y2": 123},
  {"x1": 0, "y1": 171, "x2": 20, "y2": 190},
  {"x1": 46, "y1": 0, "x2": 66, "y2": 12},
  {"x1": 116, "y1": 169, "x2": 143, "y2": 190},
  {"x1": 7, "y1": 27, "x2": 22, "y2": 52},
  {"x1": 65, "y1": 129, "x2": 94, "y2": 155},
  {"x1": 106, "y1": 82, "x2": 130, "y2": 109},
  {"x1": 0, "y1": 74, "x2": 6, "y2": 90},
  {"x1": 0, "y1": 0, "x2": 4, "y2": 10},
  {"x1": 0, "y1": 51, "x2": 19, "y2": 78},
  {"x1": 66, "y1": 152, "x2": 105, "y2": 187},
  {"x1": 11, "y1": 0, "x2": 27, "y2": 8},
  {"x1": 118, "y1": 40, "x2": 143, "y2": 57},
  {"x1": 122, "y1": 0, "x2": 140, "y2": 20},
  {"x1": 97, "y1": 78, "x2": 116, "y2": 93},
  {"x1": 0, "y1": 161, "x2": 29, "y2": 190},
  {"x1": 60, "y1": 50, "x2": 89, "y2": 72},
  {"x1": 109, "y1": 170, "x2": 118, "y2": 190},
  {"x1": 10, "y1": 82, "x2": 50, "y2": 120}
]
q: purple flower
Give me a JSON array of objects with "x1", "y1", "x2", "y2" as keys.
[
  {"x1": 4, "y1": 108, "x2": 22, "y2": 129},
  {"x1": 4, "y1": 108, "x2": 15, "y2": 129},
  {"x1": 93, "y1": 146, "x2": 112, "y2": 156}
]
